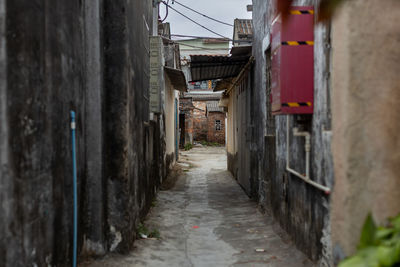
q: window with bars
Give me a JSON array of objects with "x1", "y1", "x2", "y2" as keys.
[{"x1": 215, "y1": 120, "x2": 221, "y2": 131}]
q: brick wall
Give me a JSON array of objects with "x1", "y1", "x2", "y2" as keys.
[
  {"x1": 192, "y1": 101, "x2": 208, "y2": 141},
  {"x1": 207, "y1": 112, "x2": 226, "y2": 144}
]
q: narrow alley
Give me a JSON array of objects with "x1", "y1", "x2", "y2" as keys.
[
  {"x1": 1, "y1": 0, "x2": 399, "y2": 266},
  {"x1": 84, "y1": 146, "x2": 313, "y2": 267}
]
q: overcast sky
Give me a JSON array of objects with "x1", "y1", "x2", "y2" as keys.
[{"x1": 159, "y1": 0, "x2": 252, "y2": 40}]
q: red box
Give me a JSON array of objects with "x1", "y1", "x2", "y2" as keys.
[{"x1": 271, "y1": 6, "x2": 314, "y2": 114}]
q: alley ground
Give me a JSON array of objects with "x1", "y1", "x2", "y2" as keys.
[{"x1": 84, "y1": 146, "x2": 314, "y2": 267}]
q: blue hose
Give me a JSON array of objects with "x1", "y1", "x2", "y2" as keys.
[{"x1": 70, "y1": 111, "x2": 78, "y2": 267}]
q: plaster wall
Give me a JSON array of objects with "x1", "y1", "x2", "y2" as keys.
[
  {"x1": 330, "y1": 0, "x2": 400, "y2": 259},
  {"x1": 226, "y1": 91, "x2": 237, "y2": 176},
  {"x1": 226, "y1": 76, "x2": 252, "y2": 196},
  {"x1": 164, "y1": 74, "x2": 177, "y2": 161}
]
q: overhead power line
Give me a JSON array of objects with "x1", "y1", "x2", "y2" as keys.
[
  {"x1": 171, "y1": 0, "x2": 234, "y2": 27},
  {"x1": 161, "y1": 0, "x2": 169, "y2": 22},
  {"x1": 178, "y1": 43, "x2": 230, "y2": 51},
  {"x1": 160, "y1": 36, "x2": 230, "y2": 53},
  {"x1": 161, "y1": 1, "x2": 231, "y2": 40},
  {"x1": 171, "y1": 34, "x2": 229, "y2": 40},
  {"x1": 171, "y1": 34, "x2": 253, "y2": 43}
]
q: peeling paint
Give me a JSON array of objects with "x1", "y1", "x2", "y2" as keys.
[{"x1": 109, "y1": 226, "x2": 122, "y2": 252}]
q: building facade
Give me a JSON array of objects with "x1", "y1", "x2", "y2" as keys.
[
  {"x1": 190, "y1": 4, "x2": 333, "y2": 263},
  {"x1": 179, "y1": 91, "x2": 225, "y2": 145},
  {"x1": 0, "y1": 1, "x2": 185, "y2": 265}
]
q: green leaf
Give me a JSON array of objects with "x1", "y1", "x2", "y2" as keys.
[
  {"x1": 339, "y1": 248, "x2": 380, "y2": 267},
  {"x1": 376, "y1": 227, "x2": 395, "y2": 242},
  {"x1": 390, "y1": 215, "x2": 400, "y2": 231},
  {"x1": 338, "y1": 255, "x2": 367, "y2": 267},
  {"x1": 359, "y1": 214, "x2": 377, "y2": 249},
  {"x1": 377, "y1": 246, "x2": 397, "y2": 267}
]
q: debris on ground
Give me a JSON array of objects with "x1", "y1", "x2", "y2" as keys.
[
  {"x1": 140, "y1": 234, "x2": 148, "y2": 239},
  {"x1": 137, "y1": 223, "x2": 160, "y2": 239}
]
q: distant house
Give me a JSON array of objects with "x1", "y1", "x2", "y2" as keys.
[
  {"x1": 206, "y1": 101, "x2": 226, "y2": 144},
  {"x1": 233, "y1": 19, "x2": 253, "y2": 47},
  {"x1": 179, "y1": 90, "x2": 225, "y2": 146},
  {"x1": 176, "y1": 38, "x2": 229, "y2": 146}
]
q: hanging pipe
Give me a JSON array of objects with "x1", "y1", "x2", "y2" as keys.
[
  {"x1": 70, "y1": 111, "x2": 78, "y2": 267},
  {"x1": 286, "y1": 116, "x2": 331, "y2": 195}
]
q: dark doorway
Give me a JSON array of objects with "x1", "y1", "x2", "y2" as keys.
[{"x1": 179, "y1": 113, "x2": 185, "y2": 148}]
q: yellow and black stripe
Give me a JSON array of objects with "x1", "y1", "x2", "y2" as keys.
[
  {"x1": 290, "y1": 10, "x2": 314, "y2": 15},
  {"x1": 282, "y1": 102, "x2": 312, "y2": 108},
  {"x1": 281, "y1": 41, "x2": 314, "y2": 46}
]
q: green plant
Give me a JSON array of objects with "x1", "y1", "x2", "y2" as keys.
[
  {"x1": 151, "y1": 198, "x2": 157, "y2": 208},
  {"x1": 137, "y1": 223, "x2": 149, "y2": 236},
  {"x1": 199, "y1": 140, "x2": 222, "y2": 147},
  {"x1": 339, "y1": 213, "x2": 400, "y2": 267},
  {"x1": 137, "y1": 223, "x2": 161, "y2": 239},
  {"x1": 149, "y1": 229, "x2": 160, "y2": 239},
  {"x1": 184, "y1": 143, "x2": 193, "y2": 151}
]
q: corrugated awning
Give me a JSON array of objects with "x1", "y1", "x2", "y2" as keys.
[
  {"x1": 164, "y1": 66, "x2": 188, "y2": 92},
  {"x1": 190, "y1": 55, "x2": 250, "y2": 82},
  {"x1": 230, "y1": 45, "x2": 252, "y2": 56}
]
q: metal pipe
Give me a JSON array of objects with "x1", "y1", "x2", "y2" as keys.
[
  {"x1": 70, "y1": 111, "x2": 78, "y2": 267},
  {"x1": 293, "y1": 127, "x2": 311, "y2": 178},
  {"x1": 286, "y1": 116, "x2": 331, "y2": 195},
  {"x1": 286, "y1": 168, "x2": 331, "y2": 194}
]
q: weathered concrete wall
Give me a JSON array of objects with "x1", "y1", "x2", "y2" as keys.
[
  {"x1": 330, "y1": 0, "x2": 400, "y2": 261},
  {"x1": 82, "y1": 0, "x2": 106, "y2": 256},
  {"x1": 251, "y1": 0, "x2": 333, "y2": 262},
  {"x1": 0, "y1": 0, "x2": 9, "y2": 263},
  {"x1": 0, "y1": 0, "x2": 170, "y2": 265},
  {"x1": 3, "y1": 1, "x2": 88, "y2": 265},
  {"x1": 103, "y1": 0, "x2": 164, "y2": 254}
]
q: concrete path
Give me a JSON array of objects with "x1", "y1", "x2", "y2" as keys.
[{"x1": 85, "y1": 146, "x2": 314, "y2": 267}]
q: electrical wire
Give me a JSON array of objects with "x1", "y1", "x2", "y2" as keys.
[
  {"x1": 161, "y1": 0, "x2": 169, "y2": 22},
  {"x1": 172, "y1": 34, "x2": 230, "y2": 40},
  {"x1": 161, "y1": 1, "x2": 231, "y2": 39},
  {"x1": 160, "y1": 36, "x2": 230, "y2": 53},
  {"x1": 171, "y1": 34, "x2": 252, "y2": 44},
  {"x1": 178, "y1": 43, "x2": 230, "y2": 51},
  {"x1": 171, "y1": 0, "x2": 233, "y2": 27}
]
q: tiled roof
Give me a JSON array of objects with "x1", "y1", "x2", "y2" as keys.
[
  {"x1": 183, "y1": 91, "x2": 222, "y2": 101},
  {"x1": 164, "y1": 67, "x2": 187, "y2": 92},
  {"x1": 206, "y1": 101, "x2": 224, "y2": 112},
  {"x1": 234, "y1": 19, "x2": 253, "y2": 37}
]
